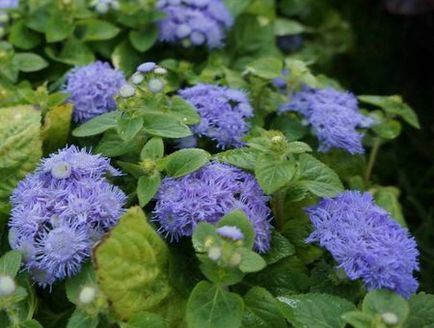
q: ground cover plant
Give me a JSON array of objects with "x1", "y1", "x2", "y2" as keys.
[{"x1": 0, "y1": 0, "x2": 433, "y2": 327}]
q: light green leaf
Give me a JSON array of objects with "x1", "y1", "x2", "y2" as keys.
[
  {"x1": 192, "y1": 222, "x2": 218, "y2": 253},
  {"x1": 78, "y1": 19, "x2": 120, "y2": 41},
  {"x1": 117, "y1": 116, "x2": 143, "y2": 141},
  {"x1": 246, "y1": 57, "x2": 283, "y2": 80},
  {"x1": 287, "y1": 141, "x2": 312, "y2": 154},
  {"x1": 238, "y1": 249, "x2": 266, "y2": 273},
  {"x1": 242, "y1": 287, "x2": 286, "y2": 328},
  {"x1": 214, "y1": 148, "x2": 258, "y2": 171},
  {"x1": 95, "y1": 129, "x2": 138, "y2": 157},
  {"x1": 141, "y1": 137, "x2": 164, "y2": 160},
  {"x1": 129, "y1": 26, "x2": 159, "y2": 52},
  {"x1": 65, "y1": 262, "x2": 96, "y2": 305},
  {"x1": 42, "y1": 104, "x2": 73, "y2": 154},
  {"x1": 66, "y1": 310, "x2": 98, "y2": 328},
  {"x1": 372, "y1": 119, "x2": 401, "y2": 140},
  {"x1": 405, "y1": 292, "x2": 434, "y2": 327},
  {"x1": 274, "y1": 18, "x2": 305, "y2": 36},
  {"x1": 255, "y1": 156, "x2": 296, "y2": 194},
  {"x1": 47, "y1": 37, "x2": 95, "y2": 66},
  {"x1": 0, "y1": 250, "x2": 22, "y2": 277},
  {"x1": 0, "y1": 105, "x2": 42, "y2": 202},
  {"x1": 341, "y1": 311, "x2": 373, "y2": 328},
  {"x1": 373, "y1": 186, "x2": 406, "y2": 227},
  {"x1": 94, "y1": 207, "x2": 172, "y2": 320},
  {"x1": 18, "y1": 320, "x2": 44, "y2": 328},
  {"x1": 122, "y1": 312, "x2": 168, "y2": 328},
  {"x1": 164, "y1": 148, "x2": 210, "y2": 178},
  {"x1": 186, "y1": 281, "x2": 244, "y2": 328},
  {"x1": 137, "y1": 173, "x2": 161, "y2": 207},
  {"x1": 223, "y1": 0, "x2": 252, "y2": 17},
  {"x1": 142, "y1": 112, "x2": 192, "y2": 138},
  {"x1": 169, "y1": 96, "x2": 201, "y2": 125},
  {"x1": 13, "y1": 53, "x2": 48, "y2": 72},
  {"x1": 277, "y1": 293, "x2": 356, "y2": 328},
  {"x1": 72, "y1": 111, "x2": 119, "y2": 137}
]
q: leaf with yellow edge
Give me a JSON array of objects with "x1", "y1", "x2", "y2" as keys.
[{"x1": 93, "y1": 206, "x2": 172, "y2": 321}]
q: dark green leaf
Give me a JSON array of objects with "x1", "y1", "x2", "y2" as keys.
[
  {"x1": 129, "y1": 26, "x2": 159, "y2": 52},
  {"x1": 214, "y1": 148, "x2": 258, "y2": 171},
  {"x1": 141, "y1": 137, "x2": 164, "y2": 160},
  {"x1": 142, "y1": 112, "x2": 192, "y2": 138},
  {"x1": 255, "y1": 156, "x2": 296, "y2": 194},
  {"x1": 263, "y1": 231, "x2": 295, "y2": 265},
  {"x1": 66, "y1": 310, "x2": 98, "y2": 328},
  {"x1": 164, "y1": 148, "x2": 210, "y2": 178},
  {"x1": 117, "y1": 116, "x2": 143, "y2": 141},
  {"x1": 72, "y1": 111, "x2": 119, "y2": 137},
  {"x1": 78, "y1": 19, "x2": 120, "y2": 41},
  {"x1": 137, "y1": 173, "x2": 161, "y2": 207},
  {"x1": 9, "y1": 21, "x2": 41, "y2": 50},
  {"x1": 405, "y1": 292, "x2": 434, "y2": 328}
]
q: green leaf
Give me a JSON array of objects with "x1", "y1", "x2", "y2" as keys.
[
  {"x1": 214, "y1": 148, "x2": 258, "y2": 171},
  {"x1": 238, "y1": 249, "x2": 266, "y2": 273},
  {"x1": 341, "y1": 311, "x2": 374, "y2": 328},
  {"x1": 65, "y1": 262, "x2": 96, "y2": 305},
  {"x1": 186, "y1": 281, "x2": 244, "y2": 328},
  {"x1": 72, "y1": 111, "x2": 119, "y2": 137},
  {"x1": 372, "y1": 119, "x2": 402, "y2": 140},
  {"x1": 217, "y1": 209, "x2": 255, "y2": 249},
  {"x1": 255, "y1": 156, "x2": 296, "y2": 194},
  {"x1": 42, "y1": 104, "x2": 73, "y2": 154},
  {"x1": 137, "y1": 173, "x2": 161, "y2": 207},
  {"x1": 169, "y1": 96, "x2": 201, "y2": 125},
  {"x1": 129, "y1": 26, "x2": 159, "y2": 52},
  {"x1": 95, "y1": 129, "x2": 138, "y2": 157},
  {"x1": 224, "y1": 0, "x2": 252, "y2": 17},
  {"x1": 66, "y1": 310, "x2": 98, "y2": 328},
  {"x1": 246, "y1": 57, "x2": 283, "y2": 79},
  {"x1": 362, "y1": 289, "x2": 409, "y2": 326},
  {"x1": 263, "y1": 231, "x2": 295, "y2": 265},
  {"x1": 287, "y1": 141, "x2": 312, "y2": 154},
  {"x1": 373, "y1": 186, "x2": 406, "y2": 227},
  {"x1": 112, "y1": 40, "x2": 142, "y2": 77},
  {"x1": 18, "y1": 320, "x2": 44, "y2": 328},
  {"x1": 45, "y1": 14, "x2": 74, "y2": 42},
  {"x1": 142, "y1": 112, "x2": 192, "y2": 138},
  {"x1": 164, "y1": 148, "x2": 210, "y2": 178},
  {"x1": 277, "y1": 293, "x2": 356, "y2": 328},
  {"x1": 13, "y1": 53, "x2": 48, "y2": 72},
  {"x1": 46, "y1": 37, "x2": 95, "y2": 66},
  {"x1": 192, "y1": 222, "x2": 218, "y2": 253},
  {"x1": 294, "y1": 154, "x2": 343, "y2": 197},
  {"x1": 405, "y1": 292, "x2": 434, "y2": 327},
  {"x1": 78, "y1": 19, "x2": 120, "y2": 41},
  {"x1": 242, "y1": 287, "x2": 286, "y2": 328},
  {"x1": 0, "y1": 250, "x2": 22, "y2": 277},
  {"x1": 141, "y1": 137, "x2": 164, "y2": 160},
  {"x1": 117, "y1": 116, "x2": 143, "y2": 141},
  {"x1": 0, "y1": 105, "x2": 42, "y2": 202},
  {"x1": 122, "y1": 312, "x2": 168, "y2": 328},
  {"x1": 9, "y1": 20, "x2": 41, "y2": 50},
  {"x1": 94, "y1": 207, "x2": 172, "y2": 320},
  {"x1": 274, "y1": 18, "x2": 305, "y2": 36}
]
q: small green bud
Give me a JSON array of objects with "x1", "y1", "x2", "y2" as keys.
[
  {"x1": 207, "y1": 247, "x2": 221, "y2": 262},
  {"x1": 228, "y1": 252, "x2": 242, "y2": 267},
  {"x1": 141, "y1": 159, "x2": 156, "y2": 173},
  {"x1": 0, "y1": 276, "x2": 16, "y2": 297}
]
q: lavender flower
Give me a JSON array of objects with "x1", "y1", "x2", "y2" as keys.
[
  {"x1": 9, "y1": 146, "x2": 127, "y2": 286},
  {"x1": 65, "y1": 61, "x2": 126, "y2": 123},
  {"x1": 216, "y1": 226, "x2": 244, "y2": 241},
  {"x1": 157, "y1": 0, "x2": 233, "y2": 49},
  {"x1": 277, "y1": 34, "x2": 303, "y2": 53},
  {"x1": 153, "y1": 162, "x2": 272, "y2": 252},
  {"x1": 280, "y1": 86, "x2": 373, "y2": 154},
  {"x1": 306, "y1": 190, "x2": 419, "y2": 298},
  {"x1": 0, "y1": 0, "x2": 19, "y2": 9},
  {"x1": 179, "y1": 84, "x2": 254, "y2": 148}
]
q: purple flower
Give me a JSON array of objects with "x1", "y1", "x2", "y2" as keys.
[
  {"x1": 157, "y1": 0, "x2": 233, "y2": 49},
  {"x1": 216, "y1": 226, "x2": 244, "y2": 241},
  {"x1": 272, "y1": 69, "x2": 289, "y2": 91},
  {"x1": 280, "y1": 86, "x2": 373, "y2": 154},
  {"x1": 137, "y1": 62, "x2": 157, "y2": 73},
  {"x1": 277, "y1": 34, "x2": 303, "y2": 53},
  {"x1": 65, "y1": 61, "x2": 126, "y2": 123},
  {"x1": 306, "y1": 190, "x2": 419, "y2": 298},
  {"x1": 179, "y1": 84, "x2": 254, "y2": 148},
  {"x1": 9, "y1": 146, "x2": 127, "y2": 286},
  {"x1": 153, "y1": 162, "x2": 272, "y2": 252},
  {"x1": 0, "y1": 0, "x2": 19, "y2": 9}
]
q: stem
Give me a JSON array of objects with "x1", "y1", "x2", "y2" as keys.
[
  {"x1": 365, "y1": 138, "x2": 381, "y2": 184},
  {"x1": 271, "y1": 190, "x2": 285, "y2": 230}
]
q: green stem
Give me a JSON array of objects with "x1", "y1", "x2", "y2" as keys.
[
  {"x1": 365, "y1": 138, "x2": 381, "y2": 185},
  {"x1": 271, "y1": 190, "x2": 285, "y2": 230}
]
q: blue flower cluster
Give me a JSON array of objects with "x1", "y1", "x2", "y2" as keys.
[
  {"x1": 65, "y1": 61, "x2": 126, "y2": 123},
  {"x1": 179, "y1": 84, "x2": 254, "y2": 148},
  {"x1": 0, "y1": 0, "x2": 18, "y2": 9},
  {"x1": 153, "y1": 162, "x2": 272, "y2": 252},
  {"x1": 157, "y1": 0, "x2": 233, "y2": 49},
  {"x1": 9, "y1": 146, "x2": 127, "y2": 287},
  {"x1": 306, "y1": 191, "x2": 419, "y2": 298},
  {"x1": 280, "y1": 86, "x2": 373, "y2": 154}
]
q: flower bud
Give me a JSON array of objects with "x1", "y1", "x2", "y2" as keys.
[
  {"x1": 137, "y1": 62, "x2": 156, "y2": 73},
  {"x1": 79, "y1": 286, "x2": 97, "y2": 304},
  {"x1": 148, "y1": 79, "x2": 164, "y2": 93},
  {"x1": 154, "y1": 67, "x2": 167, "y2": 75},
  {"x1": 51, "y1": 161, "x2": 72, "y2": 179},
  {"x1": 131, "y1": 72, "x2": 144, "y2": 85},
  {"x1": 271, "y1": 135, "x2": 284, "y2": 143},
  {"x1": 119, "y1": 84, "x2": 135, "y2": 98},
  {"x1": 207, "y1": 246, "x2": 221, "y2": 262},
  {"x1": 141, "y1": 159, "x2": 156, "y2": 173},
  {"x1": 228, "y1": 252, "x2": 242, "y2": 267},
  {"x1": 381, "y1": 312, "x2": 399, "y2": 325},
  {"x1": 176, "y1": 24, "x2": 191, "y2": 38},
  {"x1": 0, "y1": 12, "x2": 9, "y2": 24},
  {"x1": 0, "y1": 276, "x2": 16, "y2": 297}
]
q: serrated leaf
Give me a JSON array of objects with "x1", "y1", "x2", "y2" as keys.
[
  {"x1": 242, "y1": 287, "x2": 286, "y2": 328},
  {"x1": 186, "y1": 281, "x2": 244, "y2": 328},
  {"x1": 0, "y1": 250, "x2": 22, "y2": 277},
  {"x1": 277, "y1": 293, "x2": 356, "y2": 328},
  {"x1": 137, "y1": 173, "x2": 161, "y2": 207},
  {"x1": 72, "y1": 111, "x2": 119, "y2": 137},
  {"x1": 142, "y1": 113, "x2": 192, "y2": 138},
  {"x1": 214, "y1": 148, "x2": 258, "y2": 171},
  {"x1": 94, "y1": 207, "x2": 172, "y2": 320},
  {"x1": 0, "y1": 105, "x2": 42, "y2": 202},
  {"x1": 255, "y1": 157, "x2": 296, "y2": 194},
  {"x1": 405, "y1": 292, "x2": 434, "y2": 327},
  {"x1": 362, "y1": 289, "x2": 409, "y2": 325},
  {"x1": 42, "y1": 104, "x2": 73, "y2": 154},
  {"x1": 164, "y1": 148, "x2": 210, "y2": 177},
  {"x1": 263, "y1": 231, "x2": 295, "y2": 265}
]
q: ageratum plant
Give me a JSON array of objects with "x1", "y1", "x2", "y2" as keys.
[{"x1": 0, "y1": 1, "x2": 431, "y2": 328}]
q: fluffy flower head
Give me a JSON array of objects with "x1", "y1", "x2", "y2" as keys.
[
  {"x1": 179, "y1": 84, "x2": 254, "y2": 148},
  {"x1": 216, "y1": 226, "x2": 244, "y2": 241},
  {"x1": 0, "y1": 0, "x2": 18, "y2": 9},
  {"x1": 157, "y1": 0, "x2": 233, "y2": 48},
  {"x1": 306, "y1": 190, "x2": 419, "y2": 298},
  {"x1": 65, "y1": 61, "x2": 126, "y2": 123},
  {"x1": 153, "y1": 162, "x2": 272, "y2": 252},
  {"x1": 280, "y1": 86, "x2": 373, "y2": 154},
  {"x1": 9, "y1": 146, "x2": 127, "y2": 286}
]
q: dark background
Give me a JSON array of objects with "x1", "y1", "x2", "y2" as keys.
[{"x1": 329, "y1": 0, "x2": 434, "y2": 292}]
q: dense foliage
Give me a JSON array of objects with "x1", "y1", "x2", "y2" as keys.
[{"x1": 0, "y1": 0, "x2": 432, "y2": 327}]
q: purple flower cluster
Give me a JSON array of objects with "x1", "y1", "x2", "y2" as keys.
[
  {"x1": 179, "y1": 84, "x2": 254, "y2": 148},
  {"x1": 157, "y1": 0, "x2": 233, "y2": 49},
  {"x1": 9, "y1": 146, "x2": 126, "y2": 287},
  {"x1": 306, "y1": 190, "x2": 419, "y2": 298},
  {"x1": 280, "y1": 86, "x2": 373, "y2": 154},
  {"x1": 65, "y1": 61, "x2": 126, "y2": 123},
  {"x1": 0, "y1": 0, "x2": 18, "y2": 9},
  {"x1": 153, "y1": 162, "x2": 272, "y2": 252}
]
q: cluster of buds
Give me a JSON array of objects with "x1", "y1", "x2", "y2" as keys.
[
  {"x1": 119, "y1": 62, "x2": 168, "y2": 99},
  {"x1": 90, "y1": 0, "x2": 119, "y2": 14}
]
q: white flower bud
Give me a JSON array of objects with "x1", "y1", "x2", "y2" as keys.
[
  {"x1": 381, "y1": 312, "x2": 399, "y2": 325},
  {"x1": 0, "y1": 12, "x2": 9, "y2": 24},
  {"x1": 148, "y1": 79, "x2": 164, "y2": 93},
  {"x1": 95, "y1": 2, "x2": 109, "y2": 14},
  {"x1": 51, "y1": 161, "x2": 72, "y2": 179},
  {"x1": 207, "y1": 246, "x2": 221, "y2": 262},
  {"x1": 131, "y1": 72, "x2": 144, "y2": 85},
  {"x1": 119, "y1": 84, "x2": 135, "y2": 98},
  {"x1": 154, "y1": 67, "x2": 167, "y2": 75},
  {"x1": 0, "y1": 276, "x2": 16, "y2": 297},
  {"x1": 79, "y1": 286, "x2": 97, "y2": 304}
]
